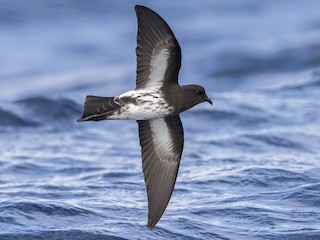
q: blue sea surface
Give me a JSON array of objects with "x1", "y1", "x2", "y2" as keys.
[{"x1": 1, "y1": 1, "x2": 320, "y2": 239}]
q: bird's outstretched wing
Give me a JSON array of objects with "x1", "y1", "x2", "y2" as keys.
[
  {"x1": 137, "y1": 116, "x2": 184, "y2": 228},
  {"x1": 135, "y1": 5, "x2": 182, "y2": 89}
]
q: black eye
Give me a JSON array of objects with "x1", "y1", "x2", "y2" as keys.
[{"x1": 195, "y1": 90, "x2": 202, "y2": 95}]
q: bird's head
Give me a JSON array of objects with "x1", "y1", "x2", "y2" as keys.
[{"x1": 181, "y1": 84, "x2": 212, "y2": 110}]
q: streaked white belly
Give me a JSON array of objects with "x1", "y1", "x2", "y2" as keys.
[{"x1": 108, "y1": 88, "x2": 174, "y2": 120}]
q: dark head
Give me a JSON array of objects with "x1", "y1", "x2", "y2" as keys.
[{"x1": 181, "y1": 84, "x2": 212, "y2": 111}]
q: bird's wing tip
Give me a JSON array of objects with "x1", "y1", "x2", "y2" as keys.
[
  {"x1": 135, "y1": 5, "x2": 151, "y2": 14},
  {"x1": 147, "y1": 221, "x2": 156, "y2": 229},
  {"x1": 134, "y1": 5, "x2": 143, "y2": 11}
]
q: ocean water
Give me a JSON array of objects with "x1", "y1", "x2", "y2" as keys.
[{"x1": 1, "y1": 1, "x2": 320, "y2": 239}]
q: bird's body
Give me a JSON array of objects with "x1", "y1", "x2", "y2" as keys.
[
  {"x1": 78, "y1": 5, "x2": 212, "y2": 228},
  {"x1": 114, "y1": 88, "x2": 174, "y2": 120},
  {"x1": 90, "y1": 87, "x2": 174, "y2": 120}
]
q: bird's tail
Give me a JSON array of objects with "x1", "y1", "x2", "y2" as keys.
[{"x1": 77, "y1": 95, "x2": 120, "y2": 122}]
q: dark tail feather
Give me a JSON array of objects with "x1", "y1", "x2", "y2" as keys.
[{"x1": 77, "y1": 95, "x2": 120, "y2": 122}]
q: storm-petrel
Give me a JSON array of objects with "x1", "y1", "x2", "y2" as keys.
[{"x1": 78, "y1": 5, "x2": 212, "y2": 228}]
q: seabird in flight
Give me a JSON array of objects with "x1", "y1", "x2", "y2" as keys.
[{"x1": 78, "y1": 5, "x2": 212, "y2": 229}]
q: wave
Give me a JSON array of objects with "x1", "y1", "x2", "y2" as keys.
[
  {"x1": 261, "y1": 69, "x2": 320, "y2": 92},
  {"x1": 197, "y1": 167, "x2": 316, "y2": 190},
  {"x1": 15, "y1": 96, "x2": 82, "y2": 121},
  {"x1": 244, "y1": 133, "x2": 309, "y2": 152},
  {"x1": 277, "y1": 182, "x2": 320, "y2": 206},
  {"x1": 211, "y1": 44, "x2": 320, "y2": 78},
  {"x1": 0, "y1": 107, "x2": 38, "y2": 127},
  {"x1": 0, "y1": 201, "x2": 95, "y2": 217},
  {"x1": 0, "y1": 230, "x2": 127, "y2": 240},
  {"x1": 0, "y1": 96, "x2": 82, "y2": 129},
  {"x1": 190, "y1": 108, "x2": 269, "y2": 127}
]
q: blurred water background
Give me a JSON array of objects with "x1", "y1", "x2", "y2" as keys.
[{"x1": 1, "y1": 0, "x2": 320, "y2": 239}]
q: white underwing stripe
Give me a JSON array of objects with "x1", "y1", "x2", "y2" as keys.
[
  {"x1": 149, "y1": 118, "x2": 175, "y2": 161},
  {"x1": 147, "y1": 48, "x2": 169, "y2": 88}
]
